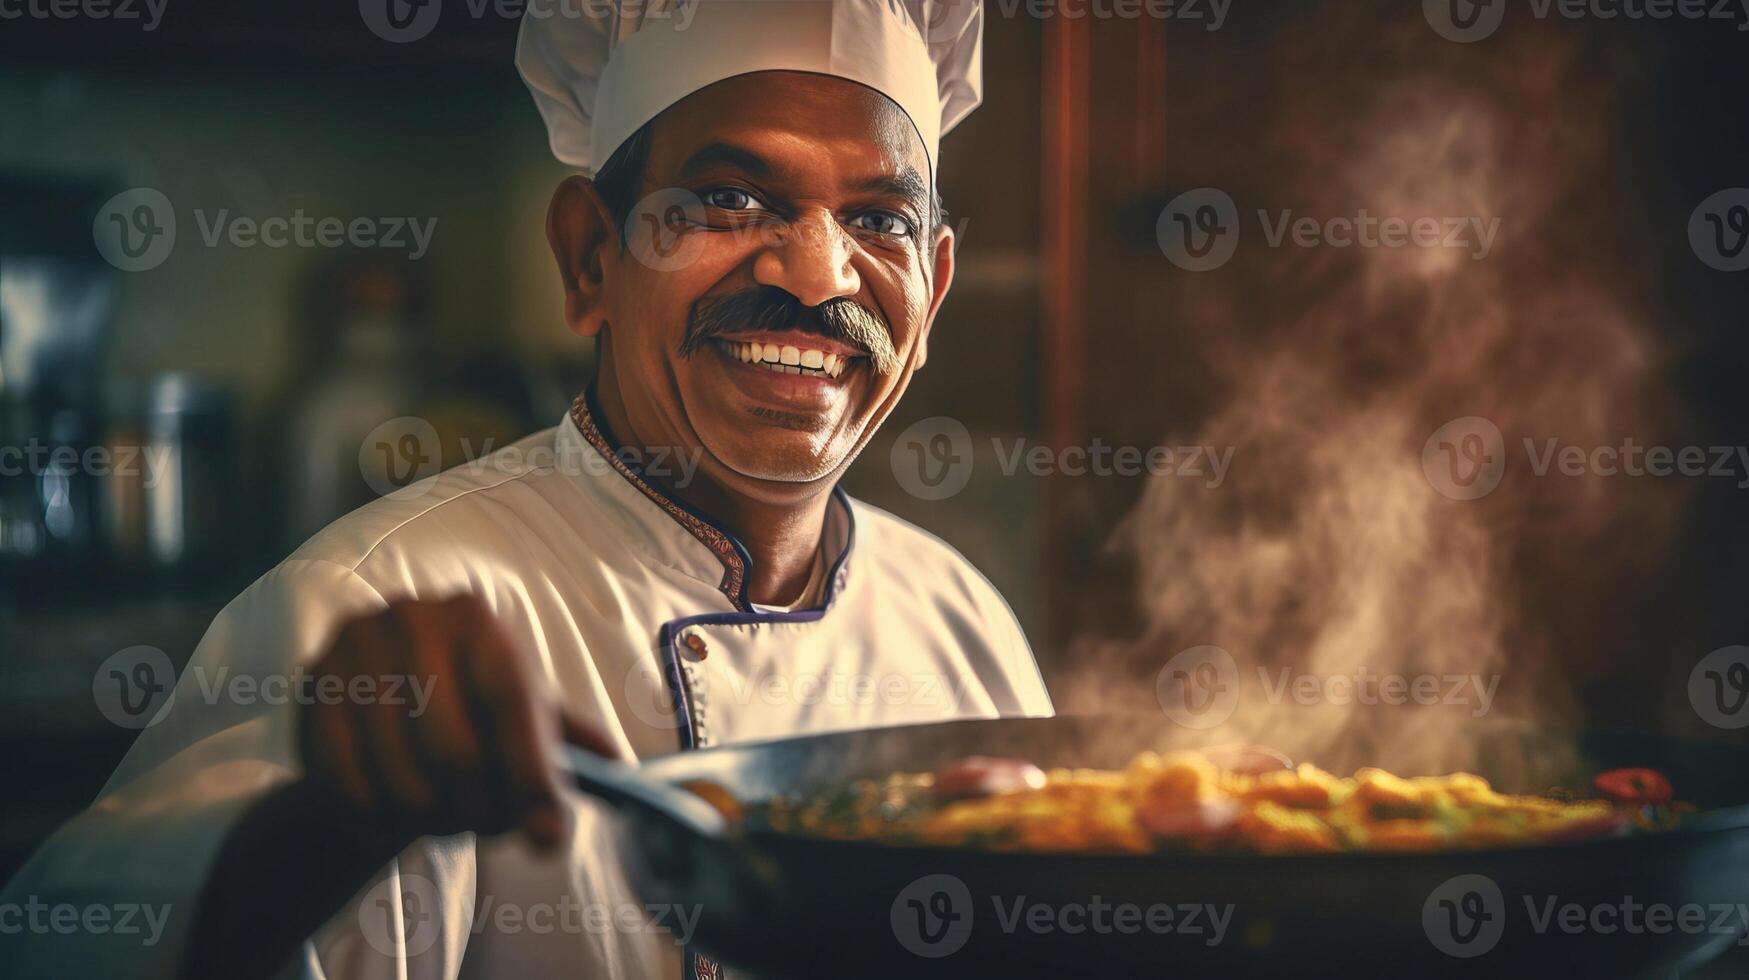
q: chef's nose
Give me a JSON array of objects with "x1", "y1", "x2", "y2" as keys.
[{"x1": 752, "y1": 209, "x2": 861, "y2": 308}]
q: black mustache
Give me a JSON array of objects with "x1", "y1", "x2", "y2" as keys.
[{"x1": 680, "y1": 286, "x2": 901, "y2": 375}]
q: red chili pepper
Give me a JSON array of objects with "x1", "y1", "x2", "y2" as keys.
[{"x1": 1594, "y1": 768, "x2": 1674, "y2": 806}]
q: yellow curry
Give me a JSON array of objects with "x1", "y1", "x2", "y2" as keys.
[{"x1": 728, "y1": 751, "x2": 1684, "y2": 855}]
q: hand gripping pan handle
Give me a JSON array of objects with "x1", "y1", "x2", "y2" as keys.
[{"x1": 560, "y1": 743, "x2": 729, "y2": 840}]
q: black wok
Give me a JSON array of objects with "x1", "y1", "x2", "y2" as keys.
[{"x1": 566, "y1": 716, "x2": 1749, "y2": 979}]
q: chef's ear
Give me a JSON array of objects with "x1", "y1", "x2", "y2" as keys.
[
  {"x1": 914, "y1": 221, "x2": 958, "y2": 370},
  {"x1": 546, "y1": 176, "x2": 616, "y2": 339}
]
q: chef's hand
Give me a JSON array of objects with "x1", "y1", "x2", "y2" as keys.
[
  {"x1": 297, "y1": 594, "x2": 618, "y2": 850},
  {"x1": 192, "y1": 594, "x2": 619, "y2": 980}
]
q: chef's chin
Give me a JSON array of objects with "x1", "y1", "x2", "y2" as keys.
[{"x1": 697, "y1": 416, "x2": 856, "y2": 487}]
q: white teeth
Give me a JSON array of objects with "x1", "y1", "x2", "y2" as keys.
[{"x1": 720, "y1": 339, "x2": 852, "y2": 379}]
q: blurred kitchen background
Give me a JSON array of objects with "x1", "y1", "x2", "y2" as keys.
[{"x1": 2, "y1": 0, "x2": 1746, "y2": 892}]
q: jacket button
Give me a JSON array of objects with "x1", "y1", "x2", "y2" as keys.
[{"x1": 680, "y1": 629, "x2": 709, "y2": 661}]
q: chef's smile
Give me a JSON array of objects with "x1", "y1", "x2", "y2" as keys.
[
  {"x1": 705, "y1": 331, "x2": 865, "y2": 426},
  {"x1": 714, "y1": 335, "x2": 855, "y2": 381}
]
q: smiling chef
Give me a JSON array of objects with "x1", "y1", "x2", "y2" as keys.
[{"x1": 1, "y1": 1, "x2": 1051, "y2": 978}]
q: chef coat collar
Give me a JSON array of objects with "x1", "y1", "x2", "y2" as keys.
[{"x1": 559, "y1": 390, "x2": 853, "y2": 613}]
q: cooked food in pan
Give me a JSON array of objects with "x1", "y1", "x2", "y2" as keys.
[{"x1": 701, "y1": 750, "x2": 1689, "y2": 855}]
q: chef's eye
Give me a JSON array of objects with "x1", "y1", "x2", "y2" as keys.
[
  {"x1": 850, "y1": 210, "x2": 915, "y2": 238},
  {"x1": 702, "y1": 187, "x2": 764, "y2": 212}
]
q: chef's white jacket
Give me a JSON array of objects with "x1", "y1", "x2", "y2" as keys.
[{"x1": 1, "y1": 396, "x2": 1052, "y2": 979}]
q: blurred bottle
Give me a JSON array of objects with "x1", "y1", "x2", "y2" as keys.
[
  {"x1": 280, "y1": 262, "x2": 541, "y2": 552},
  {"x1": 102, "y1": 372, "x2": 237, "y2": 585},
  {"x1": 283, "y1": 265, "x2": 429, "y2": 548}
]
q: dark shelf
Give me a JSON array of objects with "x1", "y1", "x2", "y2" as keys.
[{"x1": 0, "y1": 0, "x2": 523, "y2": 73}]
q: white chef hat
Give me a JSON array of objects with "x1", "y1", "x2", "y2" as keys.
[{"x1": 515, "y1": 0, "x2": 983, "y2": 176}]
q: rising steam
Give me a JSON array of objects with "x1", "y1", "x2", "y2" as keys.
[{"x1": 1064, "y1": 11, "x2": 1683, "y2": 780}]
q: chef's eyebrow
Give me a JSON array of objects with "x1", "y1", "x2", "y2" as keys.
[
  {"x1": 676, "y1": 142, "x2": 777, "y2": 180},
  {"x1": 851, "y1": 166, "x2": 930, "y2": 217}
]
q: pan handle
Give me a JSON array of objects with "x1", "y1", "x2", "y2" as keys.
[{"x1": 561, "y1": 744, "x2": 729, "y2": 840}]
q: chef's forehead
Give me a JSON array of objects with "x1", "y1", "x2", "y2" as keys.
[{"x1": 638, "y1": 71, "x2": 933, "y2": 198}]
